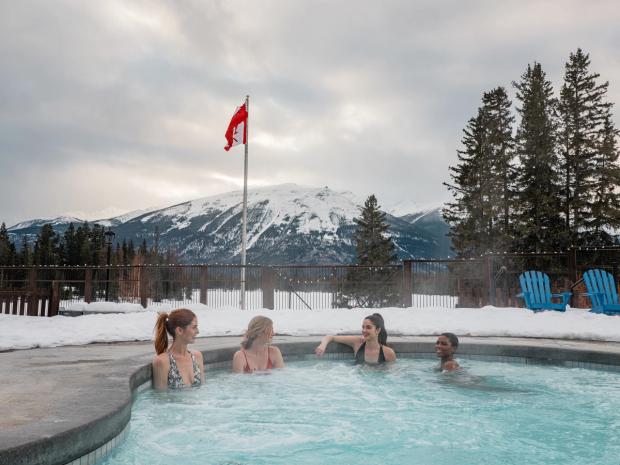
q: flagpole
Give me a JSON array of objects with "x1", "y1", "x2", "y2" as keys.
[{"x1": 240, "y1": 95, "x2": 249, "y2": 310}]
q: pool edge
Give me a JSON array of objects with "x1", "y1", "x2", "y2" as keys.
[{"x1": 3, "y1": 337, "x2": 620, "y2": 465}]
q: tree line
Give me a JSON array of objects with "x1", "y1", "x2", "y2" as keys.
[
  {"x1": 443, "y1": 48, "x2": 620, "y2": 257},
  {"x1": 0, "y1": 222, "x2": 175, "y2": 266}
]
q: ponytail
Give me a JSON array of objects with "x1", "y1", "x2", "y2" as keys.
[
  {"x1": 365, "y1": 313, "x2": 388, "y2": 345},
  {"x1": 241, "y1": 316, "x2": 273, "y2": 350},
  {"x1": 153, "y1": 308, "x2": 197, "y2": 355},
  {"x1": 154, "y1": 313, "x2": 169, "y2": 355}
]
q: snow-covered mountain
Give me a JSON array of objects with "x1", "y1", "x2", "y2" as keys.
[{"x1": 8, "y1": 184, "x2": 452, "y2": 263}]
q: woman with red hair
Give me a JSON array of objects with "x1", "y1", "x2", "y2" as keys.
[{"x1": 152, "y1": 308, "x2": 204, "y2": 390}]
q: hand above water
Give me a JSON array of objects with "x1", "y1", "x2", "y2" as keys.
[{"x1": 315, "y1": 342, "x2": 327, "y2": 357}]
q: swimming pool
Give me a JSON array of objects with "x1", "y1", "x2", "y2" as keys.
[{"x1": 99, "y1": 358, "x2": 620, "y2": 465}]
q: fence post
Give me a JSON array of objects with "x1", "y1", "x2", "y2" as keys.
[
  {"x1": 139, "y1": 266, "x2": 148, "y2": 309},
  {"x1": 49, "y1": 280, "x2": 60, "y2": 317},
  {"x1": 261, "y1": 267, "x2": 275, "y2": 310},
  {"x1": 199, "y1": 266, "x2": 208, "y2": 305},
  {"x1": 485, "y1": 255, "x2": 494, "y2": 306},
  {"x1": 84, "y1": 267, "x2": 93, "y2": 304},
  {"x1": 27, "y1": 268, "x2": 38, "y2": 316},
  {"x1": 567, "y1": 247, "x2": 577, "y2": 307},
  {"x1": 401, "y1": 260, "x2": 413, "y2": 308}
]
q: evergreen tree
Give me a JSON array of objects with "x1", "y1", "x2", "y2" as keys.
[
  {"x1": 444, "y1": 109, "x2": 488, "y2": 256},
  {"x1": 139, "y1": 239, "x2": 148, "y2": 258},
  {"x1": 18, "y1": 236, "x2": 31, "y2": 266},
  {"x1": 481, "y1": 87, "x2": 516, "y2": 251},
  {"x1": 586, "y1": 108, "x2": 620, "y2": 244},
  {"x1": 353, "y1": 195, "x2": 397, "y2": 265},
  {"x1": 444, "y1": 87, "x2": 515, "y2": 256},
  {"x1": 33, "y1": 224, "x2": 60, "y2": 265},
  {"x1": 90, "y1": 224, "x2": 106, "y2": 265},
  {"x1": 0, "y1": 223, "x2": 16, "y2": 265},
  {"x1": 77, "y1": 223, "x2": 91, "y2": 265},
  {"x1": 512, "y1": 62, "x2": 565, "y2": 251},
  {"x1": 63, "y1": 223, "x2": 81, "y2": 265},
  {"x1": 336, "y1": 195, "x2": 398, "y2": 308},
  {"x1": 558, "y1": 48, "x2": 612, "y2": 245}
]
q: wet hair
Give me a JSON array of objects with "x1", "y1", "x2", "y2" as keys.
[
  {"x1": 364, "y1": 313, "x2": 388, "y2": 345},
  {"x1": 241, "y1": 315, "x2": 273, "y2": 350},
  {"x1": 154, "y1": 308, "x2": 197, "y2": 355},
  {"x1": 440, "y1": 332, "x2": 459, "y2": 349}
]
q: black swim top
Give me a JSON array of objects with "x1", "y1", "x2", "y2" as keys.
[{"x1": 355, "y1": 342, "x2": 386, "y2": 365}]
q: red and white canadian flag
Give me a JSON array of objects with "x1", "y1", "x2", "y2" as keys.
[{"x1": 224, "y1": 103, "x2": 248, "y2": 151}]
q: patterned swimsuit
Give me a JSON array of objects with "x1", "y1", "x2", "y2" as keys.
[{"x1": 167, "y1": 351, "x2": 202, "y2": 389}]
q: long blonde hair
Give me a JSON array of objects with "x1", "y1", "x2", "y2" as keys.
[
  {"x1": 241, "y1": 315, "x2": 273, "y2": 350},
  {"x1": 154, "y1": 308, "x2": 196, "y2": 355}
]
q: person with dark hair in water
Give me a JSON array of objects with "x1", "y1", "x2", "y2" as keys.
[
  {"x1": 152, "y1": 308, "x2": 204, "y2": 390},
  {"x1": 435, "y1": 332, "x2": 460, "y2": 372},
  {"x1": 315, "y1": 313, "x2": 396, "y2": 364}
]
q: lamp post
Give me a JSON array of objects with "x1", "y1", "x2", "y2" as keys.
[{"x1": 104, "y1": 228, "x2": 116, "y2": 301}]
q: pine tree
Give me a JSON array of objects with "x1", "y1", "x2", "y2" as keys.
[
  {"x1": 0, "y1": 223, "x2": 13, "y2": 288},
  {"x1": 444, "y1": 88, "x2": 515, "y2": 256},
  {"x1": 336, "y1": 195, "x2": 399, "y2": 308},
  {"x1": 0, "y1": 223, "x2": 16, "y2": 265},
  {"x1": 586, "y1": 108, "x2": 620, "y2": 244},
  {"x1": 512, "y1": 62, "x2": 565, "y2": 251},
  {"x1": 444, "y1": 109, "x2": 488, "y2": 257},
  {"x1": 77, "y1": 223, "x2": 91, "y2": 265},
  {"x1": 353, "y1": 195, "x2": 397, "y2": 265},
  {"x1": 481, "y1": 87, "x2": 516, "y2": 251},
  {"x1": 63, "y1": 223, "x2": 80, "y2": 265},
  {"x1": 18, "y1": 236, "x2": 31, "y2": 266},
  {"x1": 33, "y1": 224, "x2": 60, "y2": 265},
  {"x1": 558, "y1": 48, "x2": 611, "y2": 245}
]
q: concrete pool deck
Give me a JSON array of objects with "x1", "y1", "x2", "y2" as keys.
[{"x1": 2, "y1": 336, "x2": 620, "y2": 465}]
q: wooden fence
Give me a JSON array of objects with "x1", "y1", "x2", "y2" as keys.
[{"x1": 1, "y1": 247, "x2": 620, "y2": 315}]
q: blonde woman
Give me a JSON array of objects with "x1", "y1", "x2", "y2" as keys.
[
  {"x1": 232, "y1": 316, "x2": 285, "y2": 373},
  {"x1": 152, "y1": 308, "x2": 205, "y2": 390}
]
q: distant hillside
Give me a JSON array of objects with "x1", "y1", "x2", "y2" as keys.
[{"x1": 8, "y1": 184, "x2": 452, "y2": 264}]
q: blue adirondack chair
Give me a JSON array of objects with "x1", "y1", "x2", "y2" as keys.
[
  {"x1": 582, "y1": 269, "x2": 620, "y2": 315},
  {"x1": 517, "y1": 270, "x2": 571, "y2": 312}
]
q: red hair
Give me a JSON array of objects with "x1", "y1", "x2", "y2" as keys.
[{"x1": 154, "y1": 308, "x2": 196, "y2": 355}]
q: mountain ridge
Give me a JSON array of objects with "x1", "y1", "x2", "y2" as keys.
[{"x1": 8, "y1": 184, "x2": 452, "y2": 263}]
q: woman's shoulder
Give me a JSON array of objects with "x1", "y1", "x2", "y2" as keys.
[
  {"x1": 442, "y1": 360, "x2": 460, "y2": 371},
  {"x1": 268, "y1": 345, "x2": 282, "y2": 355},
  {"x1": 382, "y1": 345, "x2": 397, "y2": 361},
  {"x1": 152, "y1": 352, "x2": 170, "y2": 367},
  {"x1": 191, "y1": 349, "x2": 204, "y2": 361}
]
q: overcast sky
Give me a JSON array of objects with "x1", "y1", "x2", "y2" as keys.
[{"x1": 1, "y1": 1, "x2": 620, "y2": 227}]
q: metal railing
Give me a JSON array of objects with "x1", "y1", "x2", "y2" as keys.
[{"x1": 2, "y1": 248, "x2": 620, "y2": 316}]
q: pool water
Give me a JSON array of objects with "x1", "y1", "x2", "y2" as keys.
[{"x1": 101, "y1": 359, "x2": 620, "y2": 465}]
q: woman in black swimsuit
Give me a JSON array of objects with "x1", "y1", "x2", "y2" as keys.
[{"x1": 315, "y1": 313, "x2": 396, "y2": 364}]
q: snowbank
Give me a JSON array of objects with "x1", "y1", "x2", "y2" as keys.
[{"x1": 2, "y1": 304, "x2": 620, "y2": 351}]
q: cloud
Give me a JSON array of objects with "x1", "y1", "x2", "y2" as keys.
[{"x1": 1, "y1": 0, "x2": 620, "y2": 226}]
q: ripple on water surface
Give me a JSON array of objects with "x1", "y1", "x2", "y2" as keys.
[{"x1": 100, "y1": 359, "x2": 620, "y2": 465}]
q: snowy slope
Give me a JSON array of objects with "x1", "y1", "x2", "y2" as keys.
[{"x1": 8, "y1": 184, "x2": 452, "y2": 263}]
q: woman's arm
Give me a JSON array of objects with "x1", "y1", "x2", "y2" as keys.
[
  {"x1": 194, "y1": 350, "x2": 205, "y2": 383},
  {"x1": 152, "y1": 354, "x2": 169, "y2": 390},
  {"x1": 232, "y1": 350, "x2": 245, "y2": 373},
  {"x1": 383, "y1": 346, "x2": 397, "y2": 362},
  {"x1": 315, "y1": 335, "x2": 363, "y2": 356},
  {"x1": 269, "y1": 346, "x2": 285, "y2": 368}
]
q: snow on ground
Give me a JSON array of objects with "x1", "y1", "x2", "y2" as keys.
[{"x1": 1, "y1": 302, "x2": 620, "y2": 351}]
